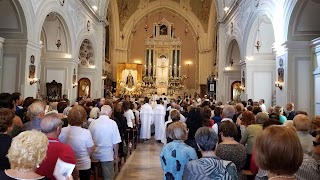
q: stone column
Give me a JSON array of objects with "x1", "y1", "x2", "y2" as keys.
[{"x1": 311, "y1": 37, "x2": 320, "y2": 115}]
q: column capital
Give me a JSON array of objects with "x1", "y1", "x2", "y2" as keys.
[{"x1": 273, "y1": 41, "x2": 310, "y2": 56}]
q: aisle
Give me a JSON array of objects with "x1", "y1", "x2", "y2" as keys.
[{"x1": 116, "y1": 139, "x2": 164, "y2": 180}]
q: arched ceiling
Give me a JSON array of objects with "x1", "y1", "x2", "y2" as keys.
[
  {"x1": 116, "y1": 0, "x2": 216, "y2": 33},
  {"x1": 0, "y1": 0, "x2": 27, "y2": 39}
]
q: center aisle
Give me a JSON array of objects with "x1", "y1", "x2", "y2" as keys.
[{"x1": 116, "y1": 139, "x2": 164, "y2": 180}]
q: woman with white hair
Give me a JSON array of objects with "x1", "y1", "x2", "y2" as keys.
[
  {"x1": 88, "y1": 107, "x2": 100, "y2": 123},
  {"x1": 160, "y1": 121, "x2": 197, "y2": 180},
  {"x1": 0, "y1": 130, "x2": 50, "y2": 179}
]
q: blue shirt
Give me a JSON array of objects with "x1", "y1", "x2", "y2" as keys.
[
  {"x1": 160, "y1": 140, "x2": 197, "y2": 180},
  {"x1": 22, "y1": 117, "x2": 42, "y2": 131}
]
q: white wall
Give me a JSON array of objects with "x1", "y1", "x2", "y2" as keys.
[{"x1": 2, "y1": 55, "x2": 19, "y2": 93}]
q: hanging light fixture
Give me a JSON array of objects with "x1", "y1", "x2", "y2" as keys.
[
  {"x1": 145, "y1": 2, "x2": 149, "y2": 32},
  {"x1": 254, "y1": 18, "x2": 262, "y2": 51},
  {"x1": 184, "y1": 8, "x2": 189, "y2": 35},
  {"x1": 131, "y1": 0, "x2": 137, "y2": 34},
  {"x1": 145, "y1": 15, "x2": 149, "y2": 32},
  {"x1": 55, "y1": 25, "x2": 62, "y2": 50}
]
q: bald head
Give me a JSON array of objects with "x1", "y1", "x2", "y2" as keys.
[
  {"x1": 100, "y1": 105, "x2": 112, "y2": 116},
  {"x1": 293, "y1": 114, "x2": 310, "y2": 131},
  {"x1": 40, "y1": 114, "x2": 63, "y2": 134}
]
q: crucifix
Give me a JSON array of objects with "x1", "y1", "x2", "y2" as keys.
[
  {"x1": 158, "y1": 61, "x2": 167, "y2": 76},
  {"x1": 158, "y1": 61, "x2": 167, "y2": 84}
]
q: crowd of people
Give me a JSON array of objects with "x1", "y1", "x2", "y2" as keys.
[{"x1": 0, "y1": 91, "x2": 320, "y2": 180}]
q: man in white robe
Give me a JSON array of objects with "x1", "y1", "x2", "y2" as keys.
[
  {"x1": 153, "y1": 100, "x2": 166, "y2": 143},
  {"x1": 140, "y1": 97, "x2": 154, "y2": 141}
]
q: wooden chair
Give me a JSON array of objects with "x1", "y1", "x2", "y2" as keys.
[
  {"x1": 242, "y1": 170, "x2": 254, "y2": 180},
  {"x1": 91, "y1": 160, "x2": 102, "y2": 180}
]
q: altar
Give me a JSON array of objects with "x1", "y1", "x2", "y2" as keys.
[{"x1": 116, "y1": 18, "x2": 187, "y2": 98}]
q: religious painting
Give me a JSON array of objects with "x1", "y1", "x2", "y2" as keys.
[
  {"x1": 29, "y1": 55, "x2": 35, "y2": 79},
  {"x1": 160, "y1": 25, "x2": 168, "y2": 35},
  {"x1": 278, "y1": 68, "x2": 284, "y2": 83},
  {"x1": 122, "y1": 69, "x2": 137, "y2": 88},
  {"x1": 209, "y1": 84, "x2": 215, "y2": 92},
  {"x1": 72, "y1": 69, "x2": 77, "y2": 84},
  {"x1": 242, "y1": 71, "x2": 246, "y2": 87},
  {"x1": 78, "y1": 78, "x2": 91, "y2": 98},
  {"x1": 46, "y1": 80, "x2": 62, "y2": 100}
]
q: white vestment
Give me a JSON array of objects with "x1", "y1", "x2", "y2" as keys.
[
  {"x1": 153, "y1": 104, "x2": 166, "y2": 140},
  {"x1": 140, "y1": 103, "x2": 154, "y2": 139}
]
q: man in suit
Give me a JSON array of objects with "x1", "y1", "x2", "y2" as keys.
[{"x1": 286, "y1": 102, "x2": 296, "y2": 120}]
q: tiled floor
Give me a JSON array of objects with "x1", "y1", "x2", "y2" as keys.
[{"x1": 115, "y1": 139, "x2": 164, "y2": 180}]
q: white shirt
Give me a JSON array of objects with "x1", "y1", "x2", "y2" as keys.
[
  {"x1": 212, "y1": 118, "x2": 233, "y2": 134},
  {"x1": 124, "y1": 109, "x2": 135, "y2": 128},
  {"x1": 88, "y1": 115, "x2": 122, "y2": 162},
  {"x1": 260, "y1": 104, "x2": 267, "y2": 113},
  {"x1": 59, "y1": 126, "x2": 94, "y2": 170}
]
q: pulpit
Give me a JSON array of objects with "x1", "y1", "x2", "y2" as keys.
[{"x1": 116, "y1": 63, "x2": 143, "y2": 97}]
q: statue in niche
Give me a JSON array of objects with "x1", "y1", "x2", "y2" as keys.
[
  {"x1": 160, "y1": 25, "x2": 168, "y2": 35},
  {"x1": 126, "y1": 71, "x2": 134, "y2": 88},
  {"x1": 82, "y1": 81, "x2": 90, "y2": 97}
]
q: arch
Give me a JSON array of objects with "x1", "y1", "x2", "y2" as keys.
[
  {"x1": 287, "y1": 0, "x2": 320, "y2": 41},
  {"x1": 226, "y1": 39, "x2": 241, "y2": 67},
  {"x1": 35, "y1": 1, "x2": 75, "y2": 56},
  {"x1": 0, "y1": 0, "x2": 28, "y2": 39},
  {"x1": 244, "y1": 12, "x2": 275, "y2": 58},
  {"x1": 40, "y1": 12, "x2": 71, "y2": 54},
  {"x1": 111, "y1": 0, "x2": 207, "y2": 51}
]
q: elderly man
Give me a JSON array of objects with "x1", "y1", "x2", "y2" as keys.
[
  {"x1": 286, "y1": 102, "x2": 295, "y2": 120},
  {"x1": 37, "y1": 114, "x2": 77, "y2": 180},
  {"x1": 88, "y1": 105, "x2": 121, "y2": 180},
  {"x1": 212, "y1": 105, "x2": 241, "y2": 142},
  {"x1": 293, "y1": 114, "x2": 315, "y2": 155},
  {"x1": 22, "y1": 100, "x2": 45, "y2": 131}
]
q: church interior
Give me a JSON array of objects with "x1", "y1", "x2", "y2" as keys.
[
  {"x1": 1, "y1": 0, "x2": 320, "y2": 115},
  {"x1": 1, "y1": 0, "x2": 320, "y2": 179}
]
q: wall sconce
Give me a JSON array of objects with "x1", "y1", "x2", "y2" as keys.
[
  {"x1": 72, "y1": 83, "x2": 78, "y2": 88},
  {"x1": 30, "y1": 78, "x2": 40, "y2": 85},
  {"x1": 275, "y1": 81, "x2": 283, "y2": 90},
  {"x1": 102, "y1": 76, "x2": 107, "y2": 80}
]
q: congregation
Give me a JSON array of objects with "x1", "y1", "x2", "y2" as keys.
[{"x1": 0, "y1": 92, "x2": 320, "y2": 180}]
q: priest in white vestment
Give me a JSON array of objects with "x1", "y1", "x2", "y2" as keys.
[
  {"x1": 140, "y1": 98, "x2": 154, "y2": 141},
  {"x1": 153, "y1": 100, "x2": 166, "y2": 143}
]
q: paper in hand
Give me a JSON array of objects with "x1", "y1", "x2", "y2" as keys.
[{"x1": 53, "y1": 158, "x2": 75, "y2": 180}]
